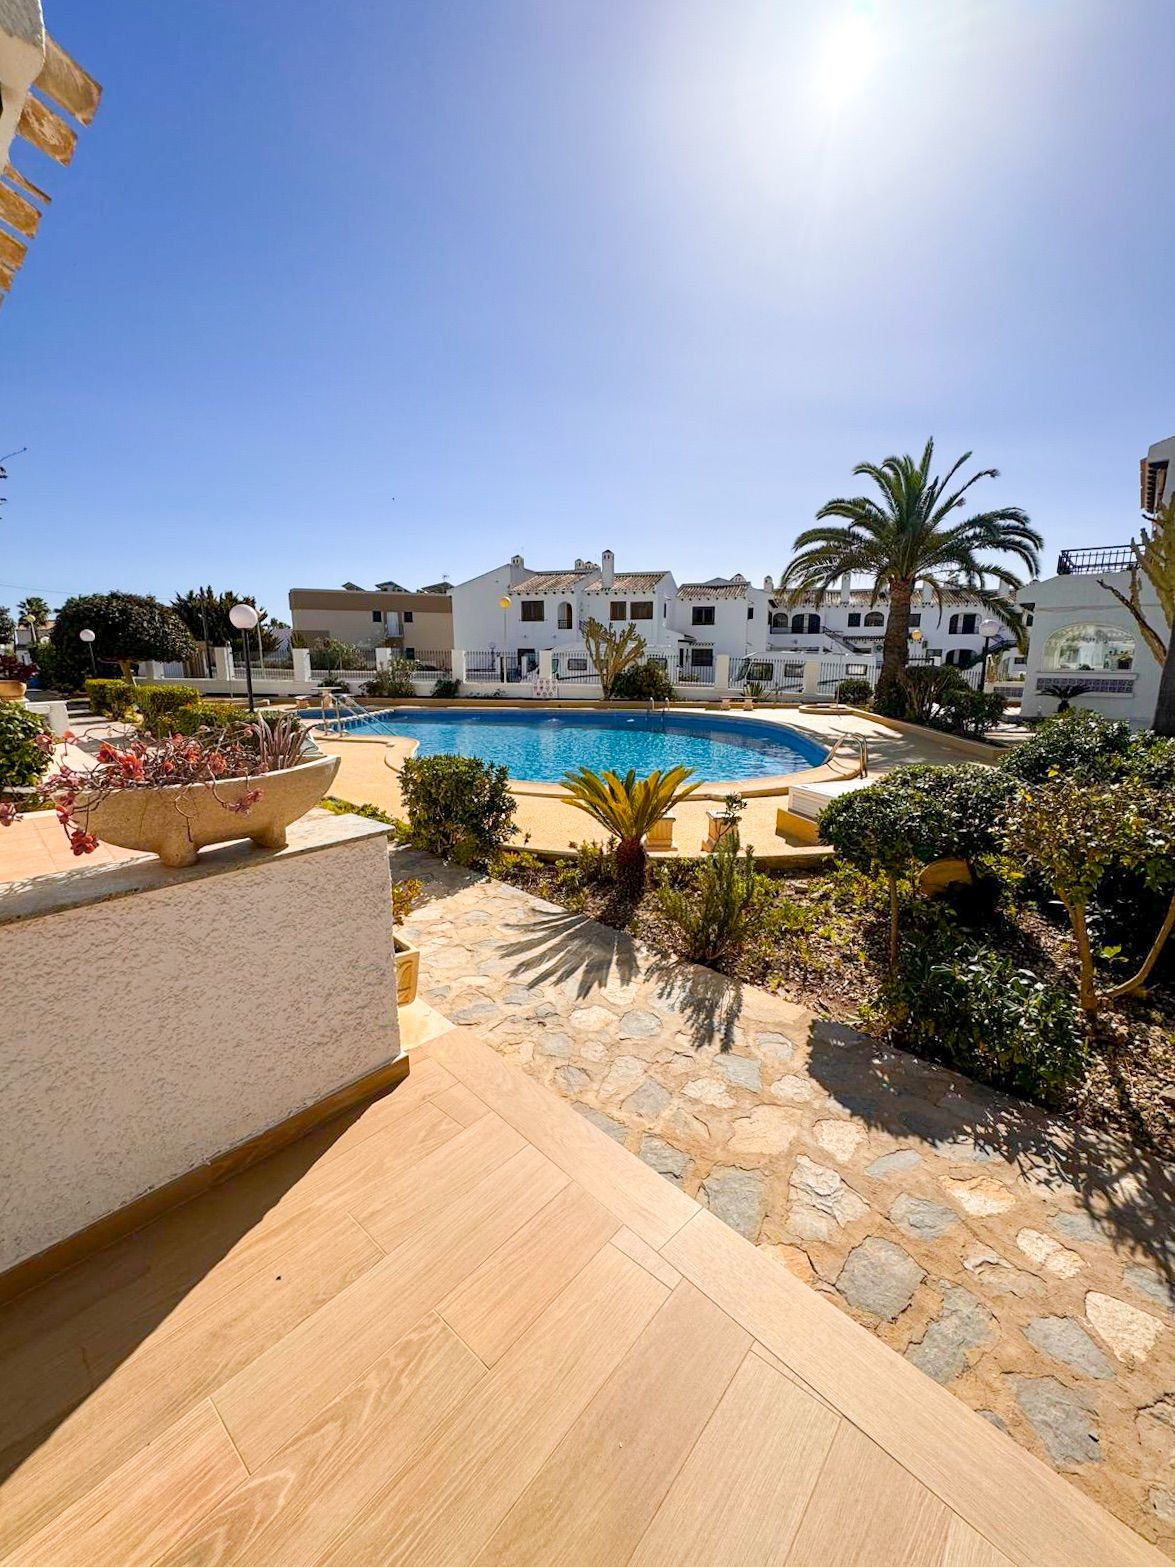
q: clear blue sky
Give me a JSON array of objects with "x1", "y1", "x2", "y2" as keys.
[{"x1": 4, "y1": 0, "x2": 1173, "y2": 623}]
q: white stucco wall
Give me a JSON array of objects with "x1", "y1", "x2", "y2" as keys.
[
  {"x1": 1018, "y1": 568, "x2": 1163, "y2": 724},
  {"x1": 0, "y1": 813, "x2": 402, "y2": 1273}
]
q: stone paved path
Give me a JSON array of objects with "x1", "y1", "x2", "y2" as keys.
[{"x1": 392, "y1": 848, "x2": 1175, "y2": 1554}]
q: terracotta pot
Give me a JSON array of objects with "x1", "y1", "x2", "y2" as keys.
[
  {"x1": 68, "y1": 753, "x2": 341, "y2": 868},
  {"x1": 0, "y1": 680, "x2": 28, "y2": 700}
]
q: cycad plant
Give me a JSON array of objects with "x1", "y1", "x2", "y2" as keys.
[
  {"x1": 781, "y1": 439, "x2": 1041, "y2": 712},
  {"x1": 560, "y1": 765, "x2": 699, "y2": 892}
]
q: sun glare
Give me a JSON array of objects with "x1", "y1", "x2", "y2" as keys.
[{"x1": 812, "y1": 3, "x2": 880, "y2": 111}]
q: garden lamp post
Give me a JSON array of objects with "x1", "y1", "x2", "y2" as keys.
[
  {"x1": 79, "y1": 627, "x2": 96, "y2": 673},
  {"x1": 499, "y1": 596, "x2": 510, "y2": 682},
  {"x1": 229, "y1": 602, "x2": 260, "y2": 712},
  {"x1": 978, "y1": 616, "x2": 1001, "y2": 685}
]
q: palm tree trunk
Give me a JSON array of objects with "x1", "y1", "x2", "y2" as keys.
[
  {"x1": 874, "y1": 579, "x2": 914, "y2": 713},
  {"x1": 1153, "y1": 635, "x2": 1175, "y2": 736}
]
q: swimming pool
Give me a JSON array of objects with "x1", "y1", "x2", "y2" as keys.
[{"x1": 316, "y1": 708, "x2": 827, "y2": 783}]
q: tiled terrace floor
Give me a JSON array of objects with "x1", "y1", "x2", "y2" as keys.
[
  {"x1": 393, "y1": 849, "x2": 1175, "y2": 1556},
  {"x1": 0, "y1": 1031, "x2": 1162, "y2": 1565}
]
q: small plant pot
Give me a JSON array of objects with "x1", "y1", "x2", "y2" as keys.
[
  {"x1": 394, "y1": 933, "x2": 420, "y2": 1006},
  {"x1": 66, "y1": 753, "x2": 341, "y2": 868},
  {"x1": 0, "y1": 680, "x2": 28, "y2": 701}
]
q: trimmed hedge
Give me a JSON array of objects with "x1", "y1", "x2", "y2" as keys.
[
  {"x1": 0, "y1": 700, "x2": 52, "y2": 789},
  {"x1": 85, "y1": 678, "x2": 136, "y2": 718},
  {"x1": 136, "y1": 684, "x2": 200, "y2": 734}
]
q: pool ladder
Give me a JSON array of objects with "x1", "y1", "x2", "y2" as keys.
[
  {"x1": 825, "y1": 732, "x2": 869, "y2": 777},
  {"x1": 320, "y1": 690, "x2": 368, "y2": 734}
]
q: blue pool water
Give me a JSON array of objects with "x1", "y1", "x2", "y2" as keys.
[{"x1": 318, "y1": 708, "x2": 826, "y2": 783}]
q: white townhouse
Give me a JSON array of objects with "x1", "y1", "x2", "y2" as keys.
[
  {"x1": 450, "y1": 551, "x2": 678, "y2": 675},
  {"x1": 767, "y1": 577, "x2": 1015, "y2": 667},
  {"x1": 450, "y1": 553, "x2": 1013, "y2": 680},
  {"x1": 1012, "y1": 433, "x2": 1172, "y2": 728}
]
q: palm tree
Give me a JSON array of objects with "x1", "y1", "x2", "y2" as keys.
[
  {"x1": 17, "y1": 595, "x2": 51, "y2": 643},
  {"x1": 560, "y1": 765, "x2": 700, "y2": 892},
  {"x1": 782, "y1": 440, "x2": 1041, "y2": 712}
]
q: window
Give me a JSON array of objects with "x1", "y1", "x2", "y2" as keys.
[
  {"x1": 948, "y1": 612, "x2": 978, "y2": 636},
  {"x1": 747, "y1": 606, "x2": 754, "y2": 620},
  {"x1": 771, "y1": 611, "x2": 788, "y2": 631},
  {"x1": 863, "y1": 610, "x2": 884, "y2": 628},
  {"x1": 1043, "y1": 623, "x2": 1136, "y2": 672},
  {"x1": 610, "y1": 601, "x2": 627, "y2": 621},
  {"x1": 557, "y1": 602, "x2": 573, "y2": 630},
  {"x1": 630, "y1": 601, "x2": 653, "y2": 620},
  {"x1": 404, "y1": 646, "x2": 415, "y2": 661},
  {"x1": 847, "y1": 612, "x2": 861, "y2": 627},
  {"x1": 520, "y1": 601, "x2": 545, "y2": 622},
  {"x1": 908, "y1": 612, "x2": 921, "y2": 627},
  {"x1": 691, "y1": 605, "x2": 715, "y2": 626},
  {"x1": 371, "y1": 610, "x2": 382, "y2": 623},
  {"x1": 404, "y1": 610, "x2": 414, "y2": 623},
  {"x1": 790, "y1": 613, "x2": 820, "y2": 635},
  {"x1": 691, "y1": 647, "x2": 714, "y2": 667},
  {"x1": 567, "y1": 656, "x2": 588, "y2": 674}
]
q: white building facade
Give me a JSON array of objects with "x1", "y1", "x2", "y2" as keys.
[
  {"x1": 448, "y1": 551, "x2": 1011, "y2": 693},
  {"x1": 1013, "y1": 434, "x2": 1172, "y2": 729}
]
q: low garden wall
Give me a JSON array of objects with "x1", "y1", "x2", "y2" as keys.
[{"x1": 0, "y1": 813, "x2": 402, "y2": 1281}]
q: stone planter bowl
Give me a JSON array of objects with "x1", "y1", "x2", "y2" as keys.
[{"x1": 68, "y1": 753, "x2": 341, "y2": 868}]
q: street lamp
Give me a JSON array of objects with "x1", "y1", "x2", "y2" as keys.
[
  {"x1": 978, "y1": 616, "x2": 1001, "y2": 684},
  {"x1": 229, "y1": 602, "x2": 260, "y2": 712},
  {"x1": 79, "y1": 627, "x2": 97, "y2": 674}
]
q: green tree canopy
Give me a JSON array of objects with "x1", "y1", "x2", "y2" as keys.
[
  {"x1": 172, "y1": 587, "x2": 280, "y2": 653},
  {"x1": 52, "y1": 592, "x2": 196, "y2": 683}
]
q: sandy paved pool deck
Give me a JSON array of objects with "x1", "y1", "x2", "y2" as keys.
[{"x1": 316, "y1": 705, "x2": 990, "y2": 863}]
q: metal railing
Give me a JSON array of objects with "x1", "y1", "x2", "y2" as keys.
[
  {"x1": 1035, "y1": 673, "x2": 1135, "y2": 696},
  {"x1": 465, "y1": 651, "x2": 538, "y2": 684},
  {"x1": 551, "y1": 651, "x2": 598, "y2": 683},
  {"x1": 400, "y1": 649, "x2": 452, "y2": 675},
  {"x1": 309, "y1": 645, "x2": 378, "y2": 672},
  {"x1": 1056, "y1": 546, "x2": 1134, "y2": 576},
  {"x1": 733, "y1": 655, "x2": 805, "y2": 692}
]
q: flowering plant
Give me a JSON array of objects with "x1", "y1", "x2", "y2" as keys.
[
  {"x1": 0, "y1": 654, "x2": 36, "y2": 681},
  {"x1": 0, "y1": 715, "x2": 313, "y2": 854}
]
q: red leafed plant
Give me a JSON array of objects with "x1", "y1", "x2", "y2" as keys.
[
  {"x1": 1, "y1": 715, "x2": 312, "y2": 854},
  {"x1": 0, "y1": 654, "x2": 36, "y2": 680}
]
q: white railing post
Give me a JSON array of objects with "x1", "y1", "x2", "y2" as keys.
[
  {"x1": 715, "y1": 653, "x2": 733, "y2": 692},
  {"x1": 802, "y1": 658, "x2": 823, "y2": 698},
  {"x1": 456, "y1": 650, "x2": 469, "y2": 683},
  {"x1": 538, "y1": 648, "x2": 555, "y2": 682},
  {"x1": 213, "y1": 645, "x2": 235, "y2": 681},
  {"x1": 291, "y1": 648, "x2": 312, "y2": 683},
  {"x1": 375, "y1": 647, "x2": 392, "y2": 671},
  {"x1": 141, "y1": 661, "x2": 165, "y2": 681}
]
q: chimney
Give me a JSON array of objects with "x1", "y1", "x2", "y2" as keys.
[
  {"x1": 763, "y1": 574, "x2": 774, "y2": 592},
  {"x1": 840, "y1": 572, "x2": 852, "y2": 606},
  {"x1": 601, "y1": 548, "x2": 615, "y2": 590}
]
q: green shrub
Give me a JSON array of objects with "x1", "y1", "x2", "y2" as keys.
[
  {"x1": 835, "y1": 677, "x2": 872, "y2": 706},
  {"x1": 361, "y1": 662, "x2": 415, "y2": 699},
  {"x1": 657, "y1": 834, "x2": 762, "y2": 963},
  {"x1": 170, "y1": 702, "x2": 296, "y2": 736},
  {"x1": 309, "y1": 640, "x2": 366, "y2": 671},
  {"x1": 135, "y1": 684, "x2": 201, "y2": 735},
  {"x1": 1001, "y1": 709, "x2": 1140, "y2": 784},
  {"x1": 86, "y1": 678, "x2": 136, "y2": 717},
  {"x1": 398, "y1": 753, "x2": 517, "y2": 866},
  {"x1": 1005, "y1": 777, "x2": 1175, "y2": 1012},
  {"x1": 610, "y1": 661, "x2": 677, "y2": 701},
  {"x1": 0, "y1": 700, "x2": 52, "y2": 790},
  {"x1": 819, "y1": 765, "x2": 1016, "y2": 961},
  {"x1": 432, "y1": 675, "x2": 461, "y2": 698},
  {"x1": 878, "y1": 924, "x2": 1086, "y2": 1104},
  {"x1": 26, "y1": 640, "x2": 79, "y2": 694}
]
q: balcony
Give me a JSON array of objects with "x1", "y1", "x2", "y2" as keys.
[{"x1": 1056, "y1": 546, "x2": 1135, "y2": 576}]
